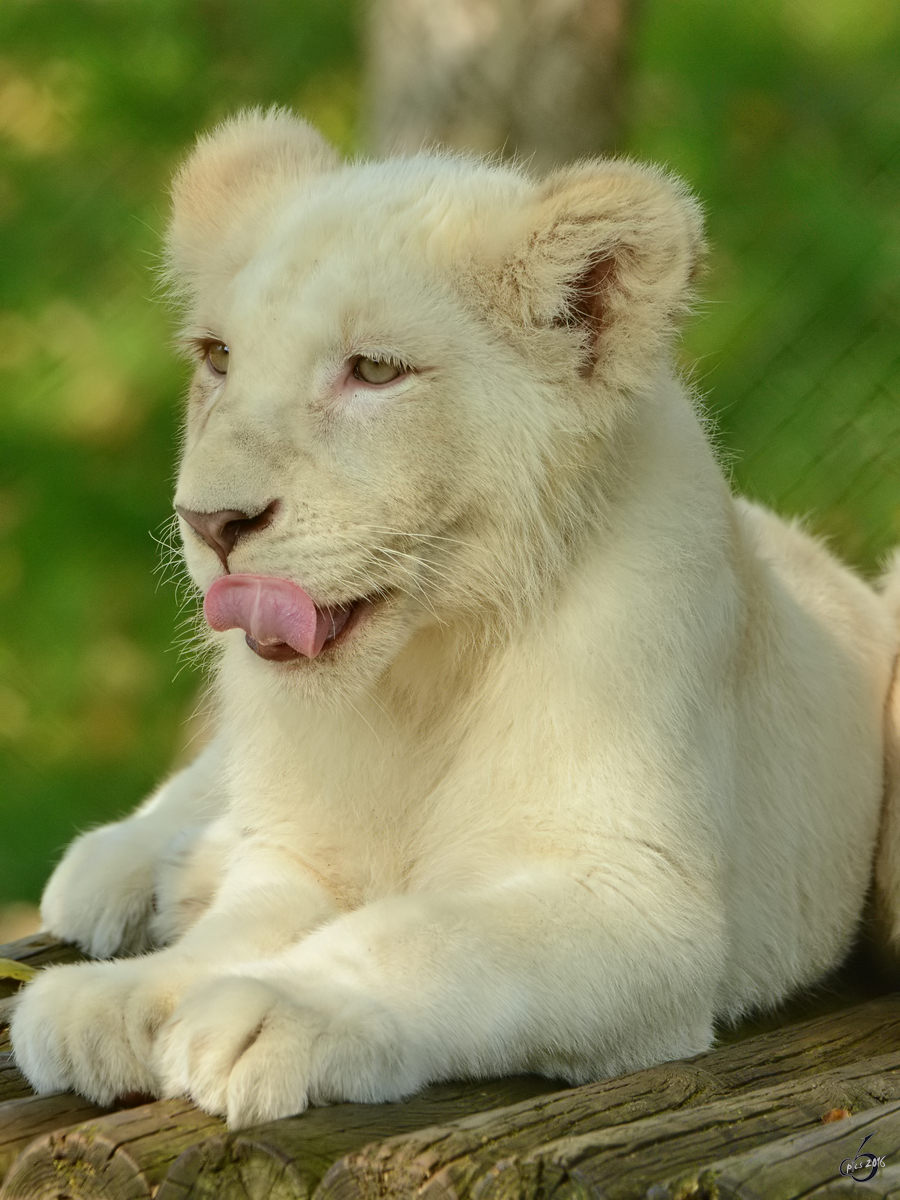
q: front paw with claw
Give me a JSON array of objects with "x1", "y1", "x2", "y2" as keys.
[
  {"x1": 11, "y1": 955, "x2": 200, "y2": 1105},
  {"x1": 155, "y1": 974, "x2": 417, "y2": 1128}
]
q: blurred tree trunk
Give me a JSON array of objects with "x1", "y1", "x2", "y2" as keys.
[{"x1": 364, "y1": 0, "x2": 640, "y2": 171}]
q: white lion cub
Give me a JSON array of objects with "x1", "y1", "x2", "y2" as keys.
[{"x1": 12, "y1": 109, "x2": 900, "y2": 1129}]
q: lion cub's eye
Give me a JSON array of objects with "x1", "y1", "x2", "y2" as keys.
[
  {"x1": 205, "y1": 342, "x2": 230, "y2": 376},
  {"x1": 353, "y1": 356, "x2": 403, "y2": 385}
]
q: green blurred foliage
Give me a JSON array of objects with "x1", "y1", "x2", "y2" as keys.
[
  {"x1": 630, "y1": 0, "x2": 900, "y2": 562},
  {"x1": 0, "y1": 0, "x2": 360, "y2": 902},
  {"x1": 0, "y1": 0, "x2": 898, "y2": 903}
]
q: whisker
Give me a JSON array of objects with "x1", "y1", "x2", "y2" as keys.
[
  {"x1": 368, "y1": 549, "x2": 448, "y2": 629},
  {"x1": 343, "y1": 696, "x2": 385, "y2": 749},
  {"x1": 367, "y1": 539, "x2": 458, "y2": 581},
  {"x1": 325, "y1": 523, "x2": 477, "y2": 552}
]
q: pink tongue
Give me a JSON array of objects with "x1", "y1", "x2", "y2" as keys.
[{"x1": 204, "y1": 574, "x2": 352, "y2": 659}]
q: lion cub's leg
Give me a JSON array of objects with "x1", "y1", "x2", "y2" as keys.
[
  {"x1": 151, "y1": 861, "x2": 724, "y2": 1127},
  {"x1": 16, "y1": 825, "x2": 722, "y2": 1124},
  {"x1": 12, "y1": 837, "x2": 342, "y2": 1106},
  {"x1": 38, "y1": 737, "x2": 229, "y2": 958}
]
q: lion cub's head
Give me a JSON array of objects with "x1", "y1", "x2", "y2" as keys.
[{"x1": 166, "y1": 108, "x2": 702, "y2": 693}]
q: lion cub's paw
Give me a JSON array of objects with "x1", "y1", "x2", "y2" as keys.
[
  {"x1": 11, "y1": 956, "x2": 197, "y2": 1105},
  {"x1": 39, "y1": 821, "x2": 159, "y2": 958},
  {"x1": 155, "y1": 974, "x2": 417, "y2": 1128}
]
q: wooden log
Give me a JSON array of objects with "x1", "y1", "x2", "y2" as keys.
[
  {"x1": 651, "y1": 1099, "x2": 900, "y2": 1199},
  {"x1": 0, "y1": 1100, "x2": 225, "y2": 1200},
  {"x1": 314, "y1": 998, "x2": 900, "y2": 1200},
  {"x1": 161, "y1": 991, "x2": 900, "y2": 1200},
  {"x1": 156, "y1": 1077, "x2": 566, "y2": 1200},
  {"x1": 462, "y1": 1056, "x2": 900, "y2": 1200},
  {"x1": 0, "y1": 1093, "x2": 108, "y2": 1181},
  {"x1": 0, "y1": 999, "x2": 15, "y2": 1055},
  {"x1": 0, "y1": 1054, "x2": 31, "y2": 1106}
]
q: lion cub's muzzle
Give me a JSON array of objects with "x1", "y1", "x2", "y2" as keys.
[{"x1": 177, "y1": 500, "x2": 381, "y2": 662}]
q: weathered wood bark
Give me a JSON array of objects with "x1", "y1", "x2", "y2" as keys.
[
  {"x1": 364, "y1": 0, "x2": 639, "y2": 170},
  {"x1": 0, "y1": 1094, "x2": 108, "y2": 1180},
  {"x1": 156, "y1": 1078, "x2": 567, "y2": 1200},
  {"x1": 0, "y1": 1100, "x2": 225, "y2": 1200},
  {"x1": 314, "y1": 1002, "x2": 900, "y2": 1199},
  {"x1": 652, "y1": 1100, "x2": 900, "y2": 1200},
  {"x1": 0, "y1": 1055, "x2": 32, "y2": 1106},
  {"x1": 462, "y1": 1057, "x2": 900, "y2": 1199}
]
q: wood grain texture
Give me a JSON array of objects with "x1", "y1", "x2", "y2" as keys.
[
  {"x1": 0, "y1": 1093, "x2": 108, "y2": 1180},
  {"x1": 0, "y1": 998, "x2": 16, "y2": 1054},
  {"x1": 156, "y1": 1077, "x2": 566, "y2": 1200},
  {"x1": 0, "y1": 1054, "x2": 31, "y2": 1106},
  {"x1": 467, "y1": 1055, "x2": 900, "y2": 1199},
  {"x1": 0, "y1": 1100, "x2": 225, "y2": 1200},
  {"x1": 653, "y1": 1099, "x2": 900, "y2": 1199},
  {"x1": 315, "y1": 998, "x2": 900, "y2": 1199}
]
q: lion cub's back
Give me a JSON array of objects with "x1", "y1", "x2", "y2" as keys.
[
  {"x1": 736, "y1": 500, "x2": 892, "y2": 662},
  {"x1": 717, "y1": 499, "x2": 894, "y2": 1016}
]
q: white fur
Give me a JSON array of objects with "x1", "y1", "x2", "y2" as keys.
[{"x1": 13, "y1": 109, "x2": 900, "y2": 1129}]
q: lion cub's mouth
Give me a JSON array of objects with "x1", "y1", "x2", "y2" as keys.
[{"x1": 204, "y1": 574, "x2": 377, "y2": 662}]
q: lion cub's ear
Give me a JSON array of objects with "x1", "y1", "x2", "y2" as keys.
[
  {"x1": 165, "y1": 107, "x2": 338, "y2": 296},
  {"x1": 505, "y1": 161, "x2": 704, "y2": 386}
]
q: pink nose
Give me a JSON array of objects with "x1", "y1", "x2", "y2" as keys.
[{"x1": 176, "y1": 501, "x2": 279, "y2": 568}]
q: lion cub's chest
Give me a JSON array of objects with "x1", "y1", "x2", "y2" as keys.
[{"x1": 225, "y1": 705, "x2": 472, "y2": 907}]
